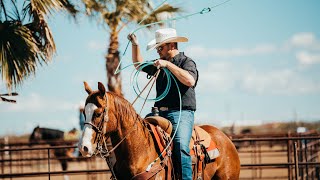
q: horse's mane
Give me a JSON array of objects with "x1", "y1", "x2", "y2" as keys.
[
  {"x1": 107, "y1": 92, "x2": 150, "y2": 137},
  {"x1": 107, "y1": 92, "x2": 141, "y2": 120}
]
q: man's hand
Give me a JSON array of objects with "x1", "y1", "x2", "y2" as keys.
[
  {"x1": 127, "y1": 33, "x2": 139, "y2": 46},
  {"x1": 154, "y1": 59, "x2": 169, "y2": 69}
]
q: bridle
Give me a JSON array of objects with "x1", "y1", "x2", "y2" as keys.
[
  {"x1": 82, "y1": 71, "x2": 160, "y2": 179},
  {"x1": 83, "y1": 100, "x2": 120, "y2": 179},
  {"x1": 83, "y1": 97, "x2": 141, "y2": 180},
  {"x1": 83, "y1": 106, "x2": 108, "y2": 144}
]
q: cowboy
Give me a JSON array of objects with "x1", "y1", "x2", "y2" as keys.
[{"x1": 128, "y1": 28, "x2": 198, "y2": 180}]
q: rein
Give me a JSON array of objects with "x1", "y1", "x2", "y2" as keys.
[
  {"x1": 85, "y1": 75, "x2": 159, "y2": 179},
  {"x1": 83, "y1": 97, "x2": 119, "y2": 179}
]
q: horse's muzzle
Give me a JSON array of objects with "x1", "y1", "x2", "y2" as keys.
[{"x1": 78, "y1": 144, "x2": 93, "y2": 157}]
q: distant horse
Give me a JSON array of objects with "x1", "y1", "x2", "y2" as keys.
[
  {"x1": 78, "y1": 82, "x2": 240, "y2": 179},
  {"x1": 29, "y1": 126, "x2": 72, "y2": 172}
]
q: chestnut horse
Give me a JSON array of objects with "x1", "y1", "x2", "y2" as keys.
[{"x1": 78, "y1": 82, "x2": 240, "y2": 180}]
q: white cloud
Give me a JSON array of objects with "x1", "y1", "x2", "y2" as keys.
[
  {"x1": 187, "y1": 32, "x2": 320, "y2": 68},
  {"x1": 186, "y1": 44, "x2": 276, "y2": 58},
  {"x1": 242, "y1": 69, "x2": 320, "y2": 94},
  {"x1": 187, "y1": 32, "x2": 320, "y2": 95},
  {"x1": 289, "y1": 32, "x2": 320, "y2": 49},
  {"x1": 0, "y1": 93, "x2": 77, "y2": 113},
  {"x1": 197, "y1": 62, "x2": 239, "y2": 93},
  {"x1": 296, "y1": 51, "x2": 320, "y2": 66},
  {"x1": 197, "y1": 61, "x2": 320, "y2": 95}
]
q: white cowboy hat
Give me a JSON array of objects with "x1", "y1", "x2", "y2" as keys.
[{"x1": 146, "y1": 28, "x2": 188, "y2": 51}]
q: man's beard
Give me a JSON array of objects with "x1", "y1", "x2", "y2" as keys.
[{"x1": 160, "y1": 54, "x2": 169, "y2": 60}]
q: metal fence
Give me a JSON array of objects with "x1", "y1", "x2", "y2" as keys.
[
  {"x1": 0, "y1": 141, "x2": 111, "y2": 179},
  {"x1": 1, "y1": 133, "x2": 319, "y2": 180},
  {"x1": 232, "y1": 132, "x2": 320, "y2": 180}
]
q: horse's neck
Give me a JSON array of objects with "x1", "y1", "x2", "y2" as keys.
[
  {"x1": 111, "y1": 116, "x2": 150, "y2": 155},
  {"x1": 106, "y1": 94, "x2": 159, "y2": 175}
]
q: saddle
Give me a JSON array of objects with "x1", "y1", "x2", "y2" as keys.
[
  {"x1": 189, "y1": 126, "x2": 220, "y2": 180},
  {"x1": 136, "y1": 116, "x2": 220, "y2": 180},
  {"x1": 190, "y1": 126, "x2": 220, "y2": 163}
]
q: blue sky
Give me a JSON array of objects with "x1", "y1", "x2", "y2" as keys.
[{"x1": 1, "y1": 0, "x2": 320, "y2": 136}]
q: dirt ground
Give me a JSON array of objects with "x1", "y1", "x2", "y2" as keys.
[{"x1": 238, "y1": 144, "x2": 289, "y2": 179}]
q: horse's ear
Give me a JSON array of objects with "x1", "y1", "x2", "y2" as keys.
[
  {"x1": 84, "y1": 81, "x2": 93, "y2": 94},
  {"x1": 98, "y1": 82, "x2": 106, "y2": 96}
]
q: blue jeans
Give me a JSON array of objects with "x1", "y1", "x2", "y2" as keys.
[{"x1": 148, "y1": 110, "x2": 194, "y2": 180}]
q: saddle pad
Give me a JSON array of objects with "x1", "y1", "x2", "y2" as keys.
[
  {"x1": 190, "y1": 140, "x2": 220, "y2": 164},
  {"x1": 189, "y1": 126, "x2": 220, "y2": 160},
  {"x1": 189, "y1": 126, "x2": 211, "y2": 149}
]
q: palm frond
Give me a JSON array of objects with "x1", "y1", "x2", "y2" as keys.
[
  {"x1": 115, "y1": 2, "x2": 181, "y2": 31},
  {"x1": 60, "y1": 0, "x2": 78, "y2": 18},
  {"x1": 30, "y1": 0, "x2": 70, "y2": 16},
  {"x1": 0, "y1": 0, "x2": 78, "y2": 90},
  {"x1": 0, "y1": 96, "x2": 16, "y2": 103},
  {"x1": 138, "y1": 4, "x2": 183, "y2": 27},
  {"x1": 82, "y1": 0, "x2": 106, "y2": 16},
  {"x1": 0, "y1": 92, "x2": 18, "y2": 96},
  {"x1": 0, "y1": 21, "x2": 48, "y2": 89}
]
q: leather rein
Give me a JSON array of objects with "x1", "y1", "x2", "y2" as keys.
[
  {"x1": 84, "y1": 69, "x2": 160, "y2": 179},
  {"x1": 86, "y1": 69, "x2": 160, "y2": 156},
  {"x1": 84, "y1": 102, "x2": 141, "y2": 156},
  {"x1": 83, "y1": 97, "x2": 141, "y2": 180},
  {"x1": 84, "y1": 97, "x2": 139, "y2": 158}
]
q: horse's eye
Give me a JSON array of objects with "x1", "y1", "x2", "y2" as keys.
[{"x1": 94, "y1": 112, "x2": 101, "y2": 117}]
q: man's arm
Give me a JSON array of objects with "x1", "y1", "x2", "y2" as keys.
[
  {"x1": 154, "y1": 60, "x2": 196, "y2": 87},
  {"x1": 128, "y1": 34, "x2": 143, "y2": 69}
]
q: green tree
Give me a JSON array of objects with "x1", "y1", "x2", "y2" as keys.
[
  {"x1": 0, "y1": 0, "x2": 77, "y2": 91},
  {"x1": 82, "y1": 0, "x2": 181, "y2": 96}
]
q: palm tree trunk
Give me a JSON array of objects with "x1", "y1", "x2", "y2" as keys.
[{"x1": 106, "y1": 31, "x2": 123, "y2": 96}]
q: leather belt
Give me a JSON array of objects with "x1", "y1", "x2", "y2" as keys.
[
  {"x1": 158, "y1": 107, "x2": 185, "y2": 111},
  {"x1": 159, "y1": 107, "x2": 169, "y2": 111}
]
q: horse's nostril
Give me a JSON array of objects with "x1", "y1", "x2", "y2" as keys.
[{"x1": 83, "y1": 146, "x2": 88, "y2": 152}]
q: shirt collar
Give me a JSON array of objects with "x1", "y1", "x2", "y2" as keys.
[{"x1": 171, "y1": 52, "x2": 184, "y2": 63}]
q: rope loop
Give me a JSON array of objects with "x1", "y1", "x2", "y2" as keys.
[{"x1": 131, "y1": 61, "x2": 171, "y2": 102}]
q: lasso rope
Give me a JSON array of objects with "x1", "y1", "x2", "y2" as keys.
[
  {"x1": 115, "y1": 60, "x2": 182, "y2": 169},
  {"x1": 114, "y1": 0, "x2": 232, "y2": 75},
  {"x1": 110, "y1": 0, "x2": 232, "y2": 171},
  {"x1": 131, "y1": 62, "x2": 170, "y2": 102},
  {"x1": 145, "y1": 66, "x2": 182, "y2": 171}
]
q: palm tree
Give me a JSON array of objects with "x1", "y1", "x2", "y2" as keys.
[
  {"x1": 0, "y1": 0, "x2": 77, "y2": 91},
  {"x1": 82, "y1": 0, "x2": 181, "y2": 96}
]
